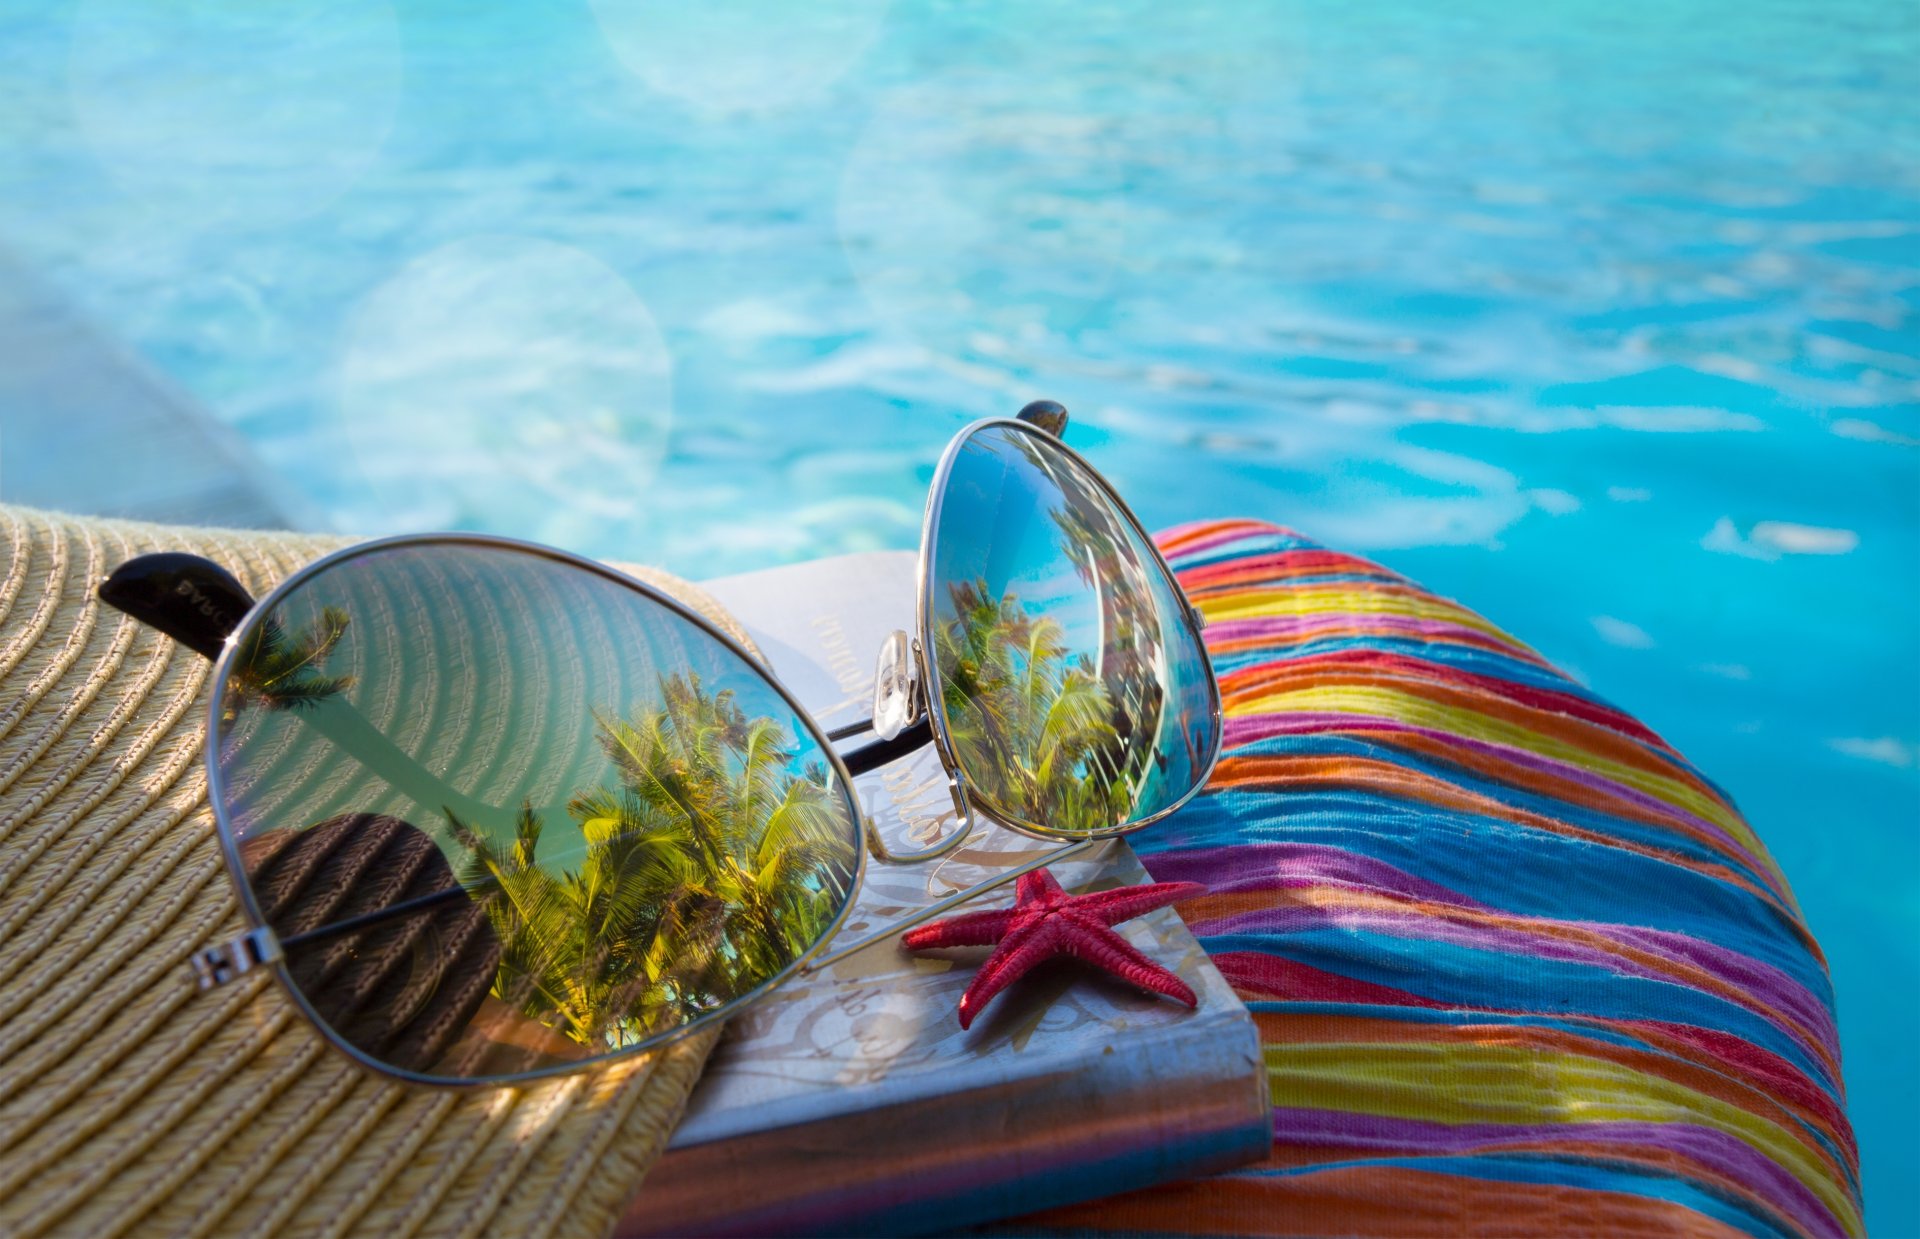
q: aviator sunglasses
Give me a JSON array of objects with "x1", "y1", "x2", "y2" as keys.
[{"x1": 98, "y1": 403, "x2": 1222, "y2": 1086}]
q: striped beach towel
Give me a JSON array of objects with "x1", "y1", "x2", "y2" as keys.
[{"x1": 1013, "y1": 520, "x2": 1860, "y2": 1238}]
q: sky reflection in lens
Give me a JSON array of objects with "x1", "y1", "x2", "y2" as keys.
[
  {"x1": 927, "y1": 423, "x2": 1217, "y2": 837},
  {"x1": 212, "y1": 542, "x2": 860, "y2": 1082}
]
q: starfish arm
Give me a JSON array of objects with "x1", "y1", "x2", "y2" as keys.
[
  {"x1": 1057, "y1": 919, "x2": 1198, "y2": 1008},
  {"x1": 1016, "y1": 867, "x2": 1066, "y2": 904},
  {"x1": 1075, "y1": 880, "x2": 1207, "y2": 926},
  {"x1": 955, "y1": 917, "x2": 1059, "y2": 1029},
  {"x1": 901, "y1": 906, "x2": 1018, "y2": 949}
]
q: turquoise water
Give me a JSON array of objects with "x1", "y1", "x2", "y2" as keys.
[{"x1": 1, "y1": 0, "x2": 1914, "y2": 1226}]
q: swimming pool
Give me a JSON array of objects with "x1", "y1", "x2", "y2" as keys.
[{"x1": 1, "y1": 0, "x2": 1914, "y2": 1226}]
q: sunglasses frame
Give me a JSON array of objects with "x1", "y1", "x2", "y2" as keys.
[
  {"x1": 107, "y1": 405, "x2": 1223, "y2": 1088},
  {"x1": 198, "y1": 530, "x2": 875, "y2": 1088},
  {"x1": 911, "y1": 414, "x2": 1224, "y2": 845}
]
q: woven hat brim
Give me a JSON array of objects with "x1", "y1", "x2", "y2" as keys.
[{"x1": 0, "y1": 505, "x2": 735, "y2": 1239}]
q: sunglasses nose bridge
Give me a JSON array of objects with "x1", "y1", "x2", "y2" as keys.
[
  {"x1": 847, "y1": 629, "x2": 976, "y2": 866},
  {"x1": 869, "y1": 629, "x2": 922, "y2": 742},
  {"x1": 859, "y1": 773, "x2": 972, "y2": 866}
]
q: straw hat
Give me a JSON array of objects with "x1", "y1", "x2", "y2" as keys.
[{"x1": 0, "y1": 504, "x2": 742, "y2": 1238}]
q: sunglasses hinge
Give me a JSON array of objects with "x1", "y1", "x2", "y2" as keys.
[{"x1": 191, "y1": 926, "x2": 283, "y2": 991}]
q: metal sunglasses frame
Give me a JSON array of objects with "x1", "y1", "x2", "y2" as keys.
[
  {"x1": 97, "y1": 402, "x2": 1223, "y2": 1087},
  {"x1": 801, "y1": 408, "x2": 1223, "y2": 969}
]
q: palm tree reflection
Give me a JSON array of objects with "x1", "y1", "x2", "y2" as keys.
[
  {"x1": 1045, "y1": 466, "x2": 1171, "y2": 813},
  {"x1": 231, "y1": 602, "x2": 858, "y2": 1060},
  {"x1": 934, "y1": 428, "x2": 1186, "y2": 833},
  {"x1": 226, "y1": 607, "x2": 356, "y2": 713},
  {"x1": 936, "y1": 580, "x2": 1133, "y2": 835},
  {"x1": 449, "y1": 673, "x2": 857, "y2": 1050}
]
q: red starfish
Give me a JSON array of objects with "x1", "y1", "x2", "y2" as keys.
[{"x1": 902, "y1": 867, "x2": 1206, "y2": 1029}]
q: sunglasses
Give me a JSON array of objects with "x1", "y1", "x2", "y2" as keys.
[{"x1": 98, "y1": 404, "x2": 1222, "y2": 1086}]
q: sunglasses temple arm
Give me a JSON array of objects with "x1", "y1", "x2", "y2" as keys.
[
  {"x1": 798, "y1": 837, "x2": 1103, "y2": 974},
  {"x1": 834, "y1": 716, "x2": 933, "y2": 777},
  {"x1": 98, "y1": 552, "x2": 255, "y2": 660}
]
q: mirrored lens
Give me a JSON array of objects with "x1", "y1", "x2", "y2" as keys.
[
  {"x1": 925, "y1": 422, "x2": 1219, "y2": 837},
  {"x1": 211, "y1": 541, "x2": 861, "y2": 1083}
]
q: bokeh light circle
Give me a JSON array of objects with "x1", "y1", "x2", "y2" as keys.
[
  {"x1": 588, "y1": 0, "x2": 890, "y2": 113},
  {"x1": 837, "y1": 77, "x2": 1140, "y2": 344},
  {"x1": 68, "y1": 0, "x2": 401, "y2": 225},
  {"x1": 336, "y1": 236, "x2": 673, "y2": 550},
  {"x1": 836, "y1": 5, "x2": 1303, "y2": 347}
]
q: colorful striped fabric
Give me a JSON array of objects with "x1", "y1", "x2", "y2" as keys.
[{"x1": 1012, "y1": 520, "x2": 1861, "y2": 1238}]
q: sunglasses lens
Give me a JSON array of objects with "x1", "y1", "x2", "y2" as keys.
[
  {"x1": 926, "y1": 421, "x2": 1219, "y2": 837},
  {"x1": 210, "y1": 542, "x2": 861, "y2": 1083}
]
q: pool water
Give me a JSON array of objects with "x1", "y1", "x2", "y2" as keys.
[{"x1": 1, "y1": 0, "x2": 1914, "y2": 1226}]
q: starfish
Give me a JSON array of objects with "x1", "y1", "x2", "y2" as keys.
[{"x1": 902, "y1": 867, "x2": 1206, "y2": 1029}]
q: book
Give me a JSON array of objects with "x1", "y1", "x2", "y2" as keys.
[{"x1": 619, "y1": 551, "x2": 1269, "y2": 1238}]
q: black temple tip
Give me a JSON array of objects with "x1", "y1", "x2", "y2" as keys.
[
  {"x1": 1016, "y1": 400, "x2": 1068, "y2": 437},
  {"x1": 98, "y1": 553, "x2": 256, "y2": 661}
]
